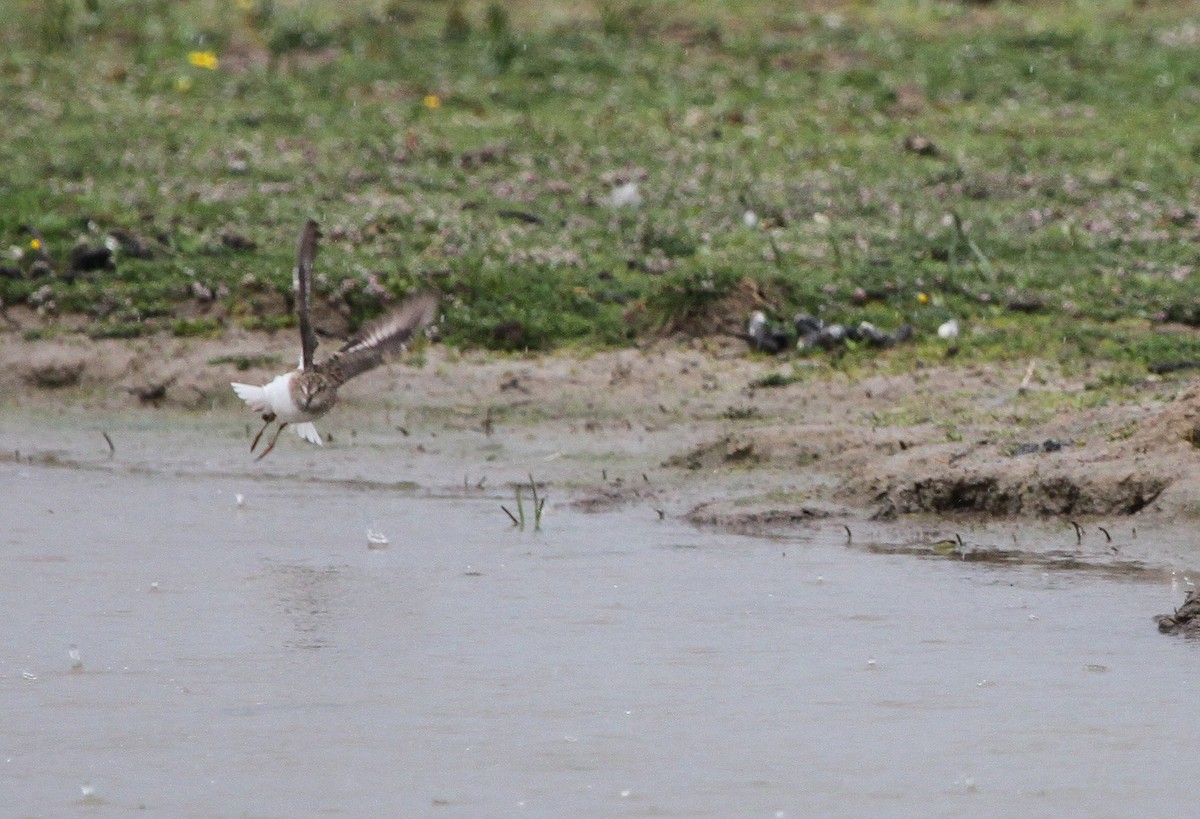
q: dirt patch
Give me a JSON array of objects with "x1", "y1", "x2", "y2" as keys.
[
  {"x1": 846, "y1": 388, "x2": 1200, "y2": 520},
  {"x1": 22, "y1": 350, "x2": 87, "y2": 388},
  {"x1": 666, "y1": 276, "x2": 767, "y2": 339}
]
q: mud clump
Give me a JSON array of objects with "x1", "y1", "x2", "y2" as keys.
[
  {"x1": 684, "y1": 502, "x2": 830, "y2": 535},
  {"x1": 1156, "y1": 587, "x2": 1200, "y2": 636},
  {"x1": 665, "y1": 435, "x2": 762, "y2": 470},
  {"x1": 22, "y1": 353, "x2": 87, "y2": 389},
  {"x1": 873, "y1": 472, "x2": 1169, "y2": 519},
  {"x1": 570, "y1": 482, "x2": 663, "y2": 513},
  {"x1": 665, "y1": 276, "x2": 768, "y2": 339}
]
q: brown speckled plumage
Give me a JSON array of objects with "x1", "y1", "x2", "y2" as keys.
[
  {"x1": 289, "y1": 290, "x2": 439, "y2": 415},
  {"x1": 231, "y1": 220, "x2": 438, "y2": 459}
]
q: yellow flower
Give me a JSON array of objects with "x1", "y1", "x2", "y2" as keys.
[
  {"x1": 423, "y1": 94, "x2": 441, "y2": 109},
  {"x1": 175, "y1": 76, "x2": 193, "y2": 92},
  {"x1": 188, "y1": 50, "x2": 219, "y2": 70},
  {"x1": 917, "y1": 292, "x2": 930, "y2": 305},
  {"x1": 29, "y1": 238, "x2": 41, "y2": 251}
]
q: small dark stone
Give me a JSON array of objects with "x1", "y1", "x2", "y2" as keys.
[
  {"x1": 745, "y1": 311, "x2": 793, "y2": 354},
  {"x1": 793, "y1": 313, "x2": 824, "y2": 336},
  {"x1": 110, "y1": 229, "x2": 157, "y2": 259},
  {"x1": 803, "y1": 324, "x2": 848, "y2": 350},
  {"x1": 28, "y1": 259, "x2": 54, "y2": 279},
  {"x1": 1006, "y1": 297, "x2": 1045, "y2": 314},
  {"x1": 855, "y1": 321, "x2": 893, "y2": 347},
  {"x1": 902, "y1": 134, "x2": 940, "y2": 157},
  {"x1": 491, "y1": 320, "x2": 525, "y2": 348},
  {"x1": 69, "y1": 245, "x2": 114, "y2": 272},
  {"x1": 220, "y1": 231, "x2": 258, "y2": 252},
  {"x1": 126, "y1": 377, "x2": 176, "y2": 405}
]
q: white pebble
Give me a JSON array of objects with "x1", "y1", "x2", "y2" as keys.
[{"x1": 937, "y1": 319, "x2": 960, "y2": 340}]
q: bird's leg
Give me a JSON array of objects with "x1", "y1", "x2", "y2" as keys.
[
  {"x1": 255, "y1": 422, "x2": 289, "y2": 462},
  {"x1": 250, "y1": 412, "x2": 276, "y2": 452}
]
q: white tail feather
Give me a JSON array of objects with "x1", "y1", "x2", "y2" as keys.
[
  {"x1": 231, "y1": 382, "x2": 269, "y2": 414},
  {"x1": 293, "y1": 422, "x2": 322, "y2": 446}
]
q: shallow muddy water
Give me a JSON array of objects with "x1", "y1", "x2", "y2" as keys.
[{"x1": 3, "y1": 421, "x2": 1200, "y2": 817}]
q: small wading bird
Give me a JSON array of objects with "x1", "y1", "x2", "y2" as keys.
[{"x1": 231, "y1": 220, "x2": 437, "y2": 460}]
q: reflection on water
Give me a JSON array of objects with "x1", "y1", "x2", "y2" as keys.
[
  {"x1": 265, "y1": 562, "x2": 345, "y2": 651},
  {"x1": 2, "y1": 461, "x2": 1199, "y2": 818}
]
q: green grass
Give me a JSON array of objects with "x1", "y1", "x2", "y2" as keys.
[
  {"x1": 4, "y1": 0, "x2": 1200, "y2": 373},
  {"x1": 170, "y1": 316, "x2": 222, "y2": 337}
]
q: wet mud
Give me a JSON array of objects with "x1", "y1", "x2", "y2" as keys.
[{"x1": 4, "y1": 334, "x2": 1200, "y2": 582}]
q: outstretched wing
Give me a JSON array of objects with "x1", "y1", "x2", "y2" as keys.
[
  {"x1": 318, "y1": 291, "x2": 438, "y2": 386},
  {"x1": 294, "y1": 220, "x2": 320, "y2": 370}
]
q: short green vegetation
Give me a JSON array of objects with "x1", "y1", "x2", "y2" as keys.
[{"x1": 5, "y1": 1, "x2": 1200, "y2": 372}]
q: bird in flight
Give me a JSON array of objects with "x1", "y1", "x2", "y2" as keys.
[{"x1": 231, "y1": 220, "x2": 437, "y2": 460}]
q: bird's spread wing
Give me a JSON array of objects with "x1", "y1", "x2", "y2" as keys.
[
  {"x1": 318, "y1": 291, "x2": 438, "y2": 386},
  {"x1": 294, "y1": 220, "x2": 320, "y2": 370}
]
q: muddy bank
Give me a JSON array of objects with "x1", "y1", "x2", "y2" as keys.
[
  {"x1": 4, "y1": 328, "x2": 1200, "y2": 567},
  {"x1": 1157, "y1": 586, "x2": 1200, "y2": 636}
]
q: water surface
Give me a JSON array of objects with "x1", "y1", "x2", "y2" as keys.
[{"x1": 3, "y1": 454, "x2": 1198, "y2": 817}]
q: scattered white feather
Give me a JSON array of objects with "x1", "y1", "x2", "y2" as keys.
[
  {"x1": 608, "y1": 182, "x2": 642, "y2": 208},
  {"x1": 747, "y1": 310, "x2": 767, "y2": 341},
  {"x1": 367, "y1": 529, "x2": 390, "y2": 549}
]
